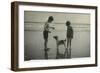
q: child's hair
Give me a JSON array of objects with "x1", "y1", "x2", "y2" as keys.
[
  {"x1": 66, "y1": 21, "x2": 71, "y2": 26},
  {"x1": 48, "y1": 16, "x2": 54, "y2": 22}
]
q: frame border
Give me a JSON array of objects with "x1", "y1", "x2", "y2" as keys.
[{"x1": 11, "y1": 1, "x2": 98, "y2": 71}]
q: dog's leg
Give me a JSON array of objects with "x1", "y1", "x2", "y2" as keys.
[
  {"x1": 63, "y1": 42, "x2": 66, "y2": 58},
  {"x1": 56, "y1": 44, "x2": 59, "y2": 59}
]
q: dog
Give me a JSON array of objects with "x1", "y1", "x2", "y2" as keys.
[{"x1": 53, "y1": 36, "x2": 66, "y2": 59}]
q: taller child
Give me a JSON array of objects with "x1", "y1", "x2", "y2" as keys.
[{"x1": 43, "y1": 16, "x2": 55, "y2": 59}]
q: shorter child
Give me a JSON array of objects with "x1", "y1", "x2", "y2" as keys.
[{"x1": 65, "y1": 21, "x2": 73, "y2": 58}]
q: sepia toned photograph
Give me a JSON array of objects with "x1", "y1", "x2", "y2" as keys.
[
  {"x1": 24, "y1": 11, "x2": 90, "y2": 60},
  {"x1": 11, "y1": 2, "x2": 97, "y2": 71}
]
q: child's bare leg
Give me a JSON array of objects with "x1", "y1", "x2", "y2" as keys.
[
  {"x1": 65, "y1": 38, "x2": 69, "y2": 58},
  {"x1": 69, "y1": 39, "x2": 72, "y2": 49},
  {"x1": 64, "y1": 39, "x2": 68, "y2": 58},
  {"x1": 44, "y1": 39, "x2": 48, "y2": 49},
  {"x1": 69, "y1": 38, "x2": 72, "y2": 58},
  {"x1": 67, "y1": 39, "x2": 69, "y2": 49},
  {"x1": 44, "y1": 39, "x2": 48, "y2": 59}
]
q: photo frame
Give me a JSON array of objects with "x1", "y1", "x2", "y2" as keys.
[{"x1": 11, "y1": 1, "x2": 97, "y2": 71}]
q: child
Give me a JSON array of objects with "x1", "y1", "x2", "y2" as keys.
[
  {"x1": 43, "y1": 16, "x2": 55, "y2": 59},
  {"x1": 65, "y1": 21, "x2": 73, "y2": 58}
]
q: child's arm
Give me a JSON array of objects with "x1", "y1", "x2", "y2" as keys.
[
  {"x1": 71, "y1": 27, "x2": 74, "y2": 38},
  {"x1": 48, "y1": 26, "x2": 55, "y2": 33},
  {"x1": 49, "y1": 27, "x2": 55, "y2": 30},
  {"x1": 44, "y1": 23, "x2": 55, "y2": 33}
]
